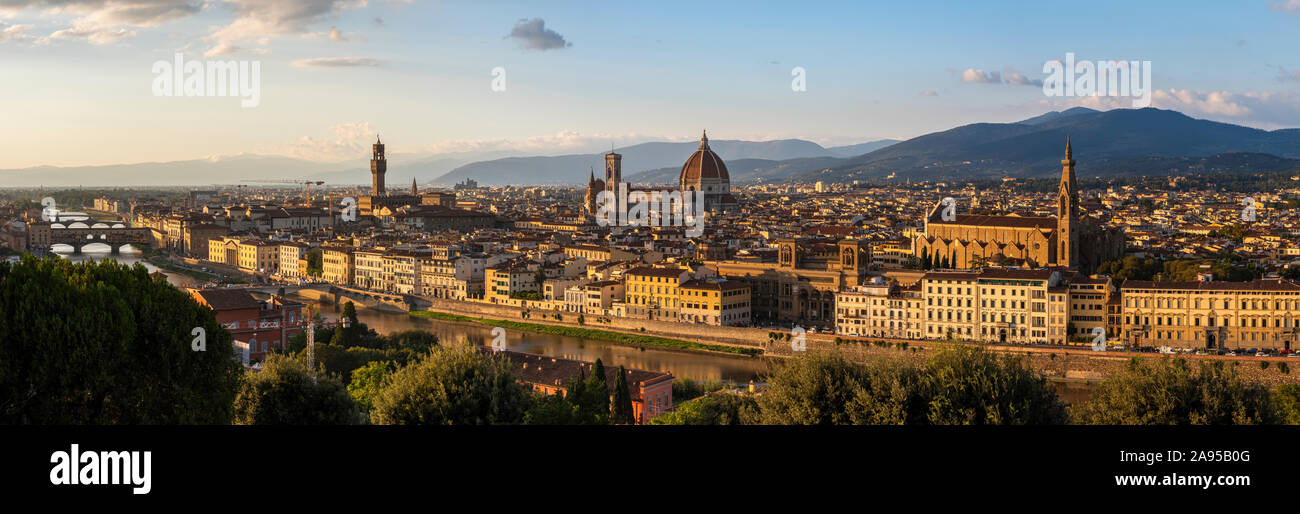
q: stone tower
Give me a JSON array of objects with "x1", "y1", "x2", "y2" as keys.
[
  {"x1": 371, "y1": 136, "x2": 386, "y2": 197},
  {"x1": 604, "y1": 150, "x2": 622, "y2": 194},
  {"x1": 1057, "y1": 137, "x2": 1080, "y2": 267}
]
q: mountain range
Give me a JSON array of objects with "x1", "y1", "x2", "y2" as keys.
[{"x1": 6, "y1": 107, "x2": 1300, "y2": 187}]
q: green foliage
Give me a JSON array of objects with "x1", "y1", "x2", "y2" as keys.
[
  {"x1": 648, "y1": 393, "x2": 759, "y2": 425},
  {"x1": 1096, "y1": 256, "x2": 1262, "y2": 282},
  {"x1": 919, "y1": 346, "x2": 1068, "y2": 425},
  {"x1": 369, "y1": 345, "x2": 533, "y2": 425},
  {"x1": 233, "y1": 355, "x2": 359, "y2": 425},
  {"x1": 1073, "y1": 358, "x2": 1278, "y2": 425},
  {"x1": 611, "y1": 366, "x2": 635, "y2": 424},
  {"x1": 672, "y1": 377, "x2": 729, "y2": 402},
  {"x1": 754, "y1": 347, "x2": 1067, "y2": 425},
  {"x1": 347, "y1": 360, "x2": 392, "y2": 414},
  {"x1": 1273, "y1": 385, "x2": 1300, "y2": 425},
  {"x1": 523, "y1": 393, "x2": 584, "y2": 424},
  {"x1": 0, "y1": 256, "x2": 242, "y2": 424}
]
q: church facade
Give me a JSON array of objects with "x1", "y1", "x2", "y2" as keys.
[{"x1": 912, "y1": 140, "x2": 1123, "y2": 272}]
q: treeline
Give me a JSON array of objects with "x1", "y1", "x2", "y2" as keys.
[
  {"x1": 649, "y1": 348, "x2": 1300, "y2": 425},
  {"x1": 5, "y1": 256, "x2": 1299, "y2": 426},
  {"x1": 1095, "y1": 255, "x2": 1265, "y2": 283}
]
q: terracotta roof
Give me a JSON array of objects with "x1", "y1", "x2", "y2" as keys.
[
  {"x1": 192, "y1": 288, "x2": 261, "y2": 311},
  {"x1": 1120, "y1": 279, "x2": 1300, "y2": 292},
  {"x1": 930, "y1": 213, "x2": 1057, "y2": 229},
  {"x1": 483, "y1": 349, "x2": 671, "y2": 399}
]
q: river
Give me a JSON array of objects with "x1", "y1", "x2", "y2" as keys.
[{"x1": 47, "y1": 246, "x2": 1094, "y2": 403}]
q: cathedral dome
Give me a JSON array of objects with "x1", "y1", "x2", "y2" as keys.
[{"x1": 679, "y1": 130, "x2": 730, "y2": 186}]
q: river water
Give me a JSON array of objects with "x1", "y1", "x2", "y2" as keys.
[{"x1": 47, "y1": 246, "x2": 1093, "y2": 403}]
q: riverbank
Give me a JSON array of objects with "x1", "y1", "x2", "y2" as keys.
[{"x1": 408, "y1": 310, "x2": 762, "y2": 356}]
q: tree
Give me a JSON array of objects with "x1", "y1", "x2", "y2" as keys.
[
  {"x1": 369, "y1": 345, "x2": 533, "y2": 425},
  {"x1": 611, "y1": 366, "x2": 635, "y2": 424},
  {"x1": 524, "y1": 393, "x2": 583, "y2": 425},
  {"x1": 233, "y1": 355, "x2": 359, "y2": 425},
  {"x1": 1274, "y1": 385, "x2": 1300, "y2": 425},
  {"x1": 919, "y1": 346, "x2": 1068, "y2": 425},
  {"x1": 347, "y1": 360, "x2": 392, "y2": 414},
  {"x1": 756, "y1": 352, "x2": 873, "y2": 425},
  {"x1": 0, "y1": 256, "x2": 242, "y2": 424},
  {"x1": 1073, "y1": 358, "x2": 1278, "y2": 425},
  {"x1": 648, "y1": 393, "x2": 759, "y2": 425},
  {"x1": 329, "y1": 301, "x2": 377, "y2": 348}
]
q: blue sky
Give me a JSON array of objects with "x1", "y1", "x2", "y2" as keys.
[{"x1": 2, "y1": 0, "x2": 1299, "y2": 168}]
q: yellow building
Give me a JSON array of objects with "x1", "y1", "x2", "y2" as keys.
[
  {"x1": 922, "y1": 269, "x2": 1069, "y2": 345},
  {"x1": 237, "y1": 240, "x2": 278, "y2": 273},
  {"x1": 1119, "y1": 278, "x2": 1300, "y2": 351},
  {"x1": 485, "y1": 262, "x2": 539, "y2": 304},
  {"x1": 678, "y1": 279, "x2": 751, "y2": 326},
  {"x1": 708, "y1": 237, "x2": 870, "y2": 328},
  {"x1": 322, "y1": 246, "x2": 355, "y2": 286},
  {"x1": 624, "y1": 266, "x2": 692, "y2": 321},
  {"x1": 1068, "y1": 276, "x2": 1113, "y2": 341}
]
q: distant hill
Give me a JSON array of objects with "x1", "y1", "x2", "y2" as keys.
[
  {"x1": 825, "y1": 139, "x2": 900, "y2": 157},
  {"x1": 431, "y1": 139, "x2": 832, "y2": 186},
  {"x1": 790, "y1": 108, "x2": 1300, "y2": 183}
]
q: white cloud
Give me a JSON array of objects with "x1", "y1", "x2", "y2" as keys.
[
  {"x1": 960, "y1": 68, "x2": 1001, "y2": 84},
  {"x1": 291, "y1": 56, "x2": 382, "y2": 67},
  {"x1": 0, "y1": 20, "x2": 34, "y2": 43},
  {"x1": 261, "y1": 122, "x2": 377, "y2": 162},
  {"x1": 203, "y1": 0, "x2": 367, "y2": 56},
  {"x1": 49, "y1": 19, "x2": 136, "y2": 44},
  {"x1": 958, "y1": 66, "x2": 1041, "y2": 87},
  {"x1": 1270, "y1": 0, "x2": 1300, "y2": 14}
]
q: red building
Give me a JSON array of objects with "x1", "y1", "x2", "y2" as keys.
[
  {"x1": 189, "y1": 288, "x2": 306, "y2": 362},
  {"x1": 483, "y1": 349, "x2": 674, "y2": 424}
]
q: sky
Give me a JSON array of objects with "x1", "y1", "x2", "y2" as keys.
[{"x1": 1, "y1": 0, "x2": 1299, "y2": 169}]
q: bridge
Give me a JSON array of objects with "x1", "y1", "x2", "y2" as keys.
[{"x1": 43, "y1": 224, "x2": 153, "y2": 254}]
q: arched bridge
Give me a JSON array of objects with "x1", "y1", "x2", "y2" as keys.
[{"x1": 46, "y1": 225, "x2": 153, "y2": 254}]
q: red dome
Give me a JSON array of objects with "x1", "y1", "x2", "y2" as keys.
[{"x1": 679, "y1": 131, "x2": 730, "y2": 185}]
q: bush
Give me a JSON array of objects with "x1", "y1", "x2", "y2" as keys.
[
  {"x1": 233, "y1": 355, "x2": 359, "y2": 425},
  {"x1": 1073, "y1": 358, "x2": 1277, "y2": 425},
  {"x1": 369, "y1": 345, "x2": 533, "y2": 425}
]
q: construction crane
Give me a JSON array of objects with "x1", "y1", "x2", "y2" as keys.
[{"x1": 241, "y1": 179, "x2": 326, "y2": 205}]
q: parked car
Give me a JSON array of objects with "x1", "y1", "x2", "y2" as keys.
[
  {"x1": 1256, "y1": 352, "x2": 1269, "y2": 357},
  {"x1": 1225, "y1": 351, "x2": 1237, "y2": 356},
  {"x1": 1288, "y1": 353, "x2": 1300, "y2": 358}
]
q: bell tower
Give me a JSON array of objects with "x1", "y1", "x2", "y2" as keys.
[
  {"x1": 371, "y1": 135, "x2": 387, "y2": 197},
  {"x1": 604, "y1": 150, "x2": 622, "y2": 194},
  {"x1": 1057, "y1": 137, "x2": 1079, "y2": 267}
]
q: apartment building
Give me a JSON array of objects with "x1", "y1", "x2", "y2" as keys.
[
  {"x1": 322, "y1": 246, "x2": 355, "y2": 287},
  {"x1": 624, "y1": 266, "x2": 692, "y2": 321},
  {"x1": 1120, "y1": 277, "x2": 1300, "y2": 351},
  {"x1": 1068, "y1": 276, "x2": 1113, "y2": 341},
  {"x1": 679, "y1": 278, "x2": 751, "y2": 326},
  {"x1": 920, "y1": 269, "x2": 1069, "y2": 345}
]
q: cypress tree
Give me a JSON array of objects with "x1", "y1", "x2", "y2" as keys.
[{"x1": 611, "y1": 366, "x2": 635, "y2": 424}]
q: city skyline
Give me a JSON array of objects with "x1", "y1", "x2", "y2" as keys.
[{"x1": 2, "y1": 0, "x2": 1300, "y2": 169}]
